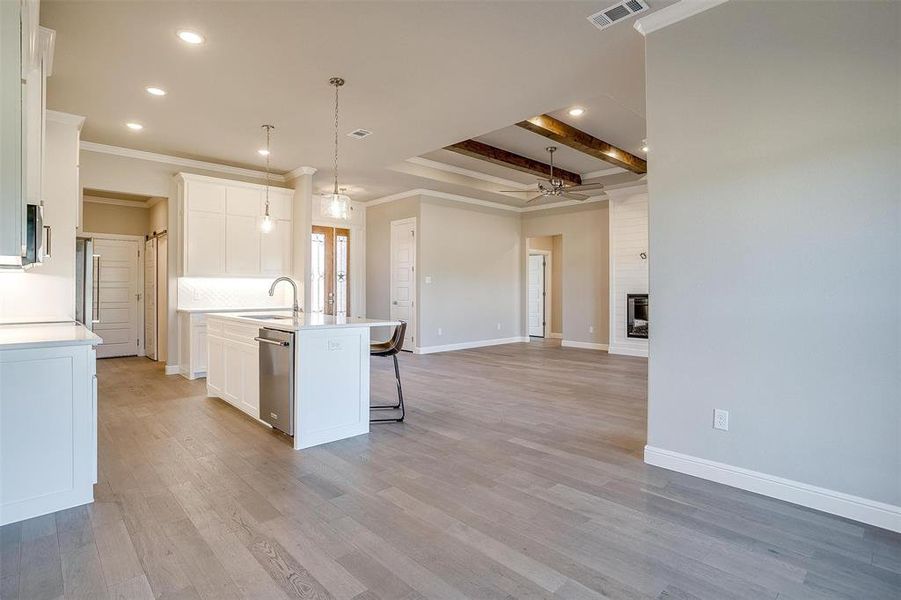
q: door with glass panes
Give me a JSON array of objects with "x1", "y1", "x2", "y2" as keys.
[{"x1": 311, "y1": 226, "x2": 350, "y2": 316}]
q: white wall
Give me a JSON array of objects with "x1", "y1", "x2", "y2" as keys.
[
  {"x1": 521, "y1": 203, "x2": 610, "y2": 347},
  {"x1": 0, "y1": 115, "x2": 81, "y2": 322},
  {"x1": 82, "y1": 199, "x2": 149, "y2": 237},
  {"x1": 418, "y1": 197, "x2": 522, "y2": 349},
  {"x1": 608, "y1": 192, "x2": 648, "y2": 357},
  {"x1": 644, "y1": 0, "x2": 900, "y2": 521}
]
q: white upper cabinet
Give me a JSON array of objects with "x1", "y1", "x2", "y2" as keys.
[
  {"x1": 177, "y1": 173, "x2": 293, "y2": 277},
  {"x1": 1, "y1": 0, "x2": 54, "y2": 268}
]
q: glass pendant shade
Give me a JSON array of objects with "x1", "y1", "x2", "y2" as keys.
[
  {"x1": 322, "y1": 192, "x2": 351, "y2": 220},
  {"x1": 260, "y1": 213, "x2": 274, "y2": 233}
]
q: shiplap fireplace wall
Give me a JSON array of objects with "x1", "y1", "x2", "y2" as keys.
[{"x1": 608, "y1": 191, "x2": 649, "y2": 357}]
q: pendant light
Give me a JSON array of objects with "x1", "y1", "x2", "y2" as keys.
[
  {"x1": 260, "y1": 124, "x2": 275, "y2": 233},
  {"x1": 322, "y1": 77, "x2": 351, "y2": 220}
]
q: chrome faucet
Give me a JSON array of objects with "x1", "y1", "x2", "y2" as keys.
[{"x1": 269, "y1": 276, "x2": 302, "y2": 317}]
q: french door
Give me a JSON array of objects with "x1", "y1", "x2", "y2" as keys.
[{"x1": 311, "y1": 226, "x2": 350, "y2": 316}]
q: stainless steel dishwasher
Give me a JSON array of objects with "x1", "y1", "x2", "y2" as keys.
[{"x1": 255, "y1": 328, "x2": 295, "y2": 435}]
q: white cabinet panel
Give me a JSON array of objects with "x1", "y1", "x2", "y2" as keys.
[
  {"x1": 260, "y1": 218, "x2": 291, "y2": 275},
  {"x1": 1, "y1": 343, "x2": 96, "y2": 525},
  {"x1": 187, "y1": 180, "x2": 226, "y2": 213},
  {"x1": 207, "y1": 334, "x2": 224, "y2": 393},
  {"x1": 186, "y1": 211, "x2": 226, "y2": 276},
  {"x1": 227, "y1": 186, "x2": 262, "y2": 216},
  {"x1": 226, "y1": 214, "x2": 261, "y2": 275},
  {"x1": 267, "y1": 189, "x2": 293, "y2": 220}
]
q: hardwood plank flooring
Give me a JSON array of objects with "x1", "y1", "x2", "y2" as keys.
[{"x1": 1, "y1": 339, "x2": 898, "y2": 599}]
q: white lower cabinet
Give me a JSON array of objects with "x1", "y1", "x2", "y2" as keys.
[
  {"x1": 178, "y1": 312, "x2": 208, "y2": 379},
  {"x1": 206, "y1": 319, "x2": 259, "y2": 419},
  {"x1": 0, "y1": 342, "x2": 97, "y2": 525}
]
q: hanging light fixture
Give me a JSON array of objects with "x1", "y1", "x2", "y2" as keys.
[
  {"x1": 321, "y1": 77, "x2": 351, "y2": 220},
  {"x1": 260, "y1": 124, "x2": 275, "y2": 233}
]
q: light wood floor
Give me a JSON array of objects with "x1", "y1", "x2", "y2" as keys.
[{"x1": 1, "y1": 340, "x2": 899, "y2": 600}]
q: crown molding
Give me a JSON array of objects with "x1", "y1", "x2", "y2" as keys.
[
  {"x1": 365, "y1": 186, "x2": 648, "y2": 214},
  {"x1": 286, "y1": 165, "x2": 318, "y2": 179},
  {"x1": 79, "y1": 141, "x2": 287, "y2": 183},
  {"x1": 405, "y1": 157, "x2": 531, "y2": 191},
  {"x1": 46, "y1": 110, "x2": 85, "y2": 130},
  {"x1": 634, "y1": 0, "x2": 729, "y2": 36},
  {"x1": 83, "y1": 196, "x2": 151, "y2": 209}
]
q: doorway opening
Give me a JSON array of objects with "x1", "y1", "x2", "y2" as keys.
[
  {"x1": 79, "y1": 190, "x2": 168, "y2": 361},
  {"x1": 311, "y1": 225, "x2": 350, "y2": 316},
  {"x1": 527, "y1": 235, "x2": 562, "y2": 340},
  {"x1": 389, "y1": 217, "x2": 416, "y2": 350}
]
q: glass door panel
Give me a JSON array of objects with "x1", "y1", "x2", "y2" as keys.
[{"x1": 310, "y1": 226, "x2": 349, "y2": 316}]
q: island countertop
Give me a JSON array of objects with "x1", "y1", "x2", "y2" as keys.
[
  {"x1": 207, "y1": 311, "x2": 399, "y2": 332},
  {"x1": 0, "y1": 322, "x2": 103, "y2": 351}
]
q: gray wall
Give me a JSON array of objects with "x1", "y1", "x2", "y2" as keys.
[
  {"x1": 645, "y1": 1, "x2": 900, "y2": 504},
  {"x1": 522, "y1": 203, "x2": 610, "y2": 346},
  {"x1": 418, "y1": 197, "x2": 522, "y2": 348}
]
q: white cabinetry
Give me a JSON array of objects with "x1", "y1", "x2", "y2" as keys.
[
  {"x1": 0, "y1": 0, "x2": 55, "y2": 268},
  {"x1": 177, "y1": 173, "x2": 293, "y2": 277},
  {"x1": 206, "y1": 318, "x2": 260, "y2": 418},
  {"x1": 178, "y1": 311, "x2": 208, "y2": 379},
  {"x1": 0, "y1": 340, "x2": 98, "y2": 526}
]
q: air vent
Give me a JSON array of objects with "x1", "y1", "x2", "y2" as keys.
[
  {"x1": 587, "y1": 0, "x2": 649, "y2": 30},
  {"x1": 347, "y1": 128, "x2": 373, "y2": 139}
]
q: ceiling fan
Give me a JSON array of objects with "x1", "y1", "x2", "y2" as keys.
[{"x1": 500, "y1": 146, "x2": 605, "y2": 203}]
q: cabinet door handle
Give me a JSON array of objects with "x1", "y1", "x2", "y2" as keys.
[
  {"x1": 92, "y1": 254, "x2": 101, "y2": 323},
  {"x1": 43, "y1": 225, "x2": 52, "y2": 258},
  {"x1": 254, "y1": 337, "x2": 290, "y2": 347}
]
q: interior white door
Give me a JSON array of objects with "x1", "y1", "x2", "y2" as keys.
[
  {"x1": 390, "y1": 219, "x2": 416, "y2": 350},
  {"x1": 144, "y1": 238, "x2": 157, "y2": 360},
  {"x1": 528, "y1": 254, "x2": 546, "y2": 337},
  {"x1": 94, "y1": 238, "x2": 140, "y2": 358}
]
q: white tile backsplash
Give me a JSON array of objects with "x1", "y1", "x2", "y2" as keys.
[{"x1": 177, "y1": 277, "x2": 299, "y2": 310}]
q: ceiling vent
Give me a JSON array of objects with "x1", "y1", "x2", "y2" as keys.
[
  {"x1": 587, "y1": 0, "x2": 649, "y2": 30},
  {"x1": 347, "y1": 128, "x2": 373, "y2": 139}
]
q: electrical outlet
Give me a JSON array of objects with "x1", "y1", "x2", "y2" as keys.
[
  {"x1": 496, "y1": 322, "x2": 501, "y2": 331},
  {"x1": 713, "y1": 409, "x2": 729, "y2": 431},
  {"x1": 425, "y1": 275, "x2": 432, "y2": 284},
  {"x1": 589, "y1": 326, "x2": 595, "y2": 334},
  {"x1": 437, "y1": 327, "x2": 443, "y2": 336}
]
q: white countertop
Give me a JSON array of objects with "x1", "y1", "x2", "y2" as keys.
[
  {"x1": 176, "y1": 306, "x2": 292, "y2": 314},
  {"x1": 208, "y1": 311, "x2": 399, "y2": 331},
  {"x1": 0, "y1": 322, "x2": 103, "y2": 351}
]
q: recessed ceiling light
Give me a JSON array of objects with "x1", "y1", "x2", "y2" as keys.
[
  {"x1": 177, "y1": 30, "x2": 205, "y2": 45},
  {"x1": 126, "y1": 122, "x2": 143, "y2": 131},
  {"x1": 257, "y1": 149, "x2": 270, "y2": 156},
  {"x1": 568, "y1": 107, "x2": 585, "y2": 117},
  {"x1": 145, "y1": 86, "x2": 166, "y2": 96}
]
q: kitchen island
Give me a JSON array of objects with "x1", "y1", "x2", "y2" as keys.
[{"x1": 205, "y1": 312, "x2": 398, "y2": 450}]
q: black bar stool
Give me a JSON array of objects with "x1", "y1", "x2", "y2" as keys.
[{"x1": 370, "y1": 320, "x2": 406, "y2": 423}]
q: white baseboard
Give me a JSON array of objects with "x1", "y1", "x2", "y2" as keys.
[
  {"x1": 561, "y1": 340, "x2": 609, "y2": 351},
  {"x1": 164, "y1": 364, "x2": 180, "y2": 376},
  {"x1": 644, "y1": 446, "x2": 901, "y2": 533},
  {"x1": 414, "y1": 336, "x2": 528, "y2": 355},
  {"x1": 608, "y1": 344, "x2": 648, "y2": 357},
  {"x1": 549, "y1": 332, "x2": 563, "y2": 339}
]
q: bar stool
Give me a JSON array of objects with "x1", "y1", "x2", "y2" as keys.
[{"x1": 370, "y1": 320, "x2": 406, "y2": 423}]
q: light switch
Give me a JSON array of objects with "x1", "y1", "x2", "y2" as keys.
[{"x1": 425, "y1": 276, "x2": 432, "y2": 284}]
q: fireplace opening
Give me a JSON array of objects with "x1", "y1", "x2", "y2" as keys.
[{"x1": 627, "y1": 294, "x2": 648, "y2": 339}]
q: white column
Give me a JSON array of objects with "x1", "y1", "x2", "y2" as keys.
[{"x1": 290, "y1": 167, "x2": 316, "y2": 312}]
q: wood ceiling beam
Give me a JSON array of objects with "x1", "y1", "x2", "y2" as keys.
[
  {"x1": 444, "y1": 139, "x2": 582, "y2": 186},
  {"x1": 516, "y1": 115, "x2": 647, "y2": 174}
]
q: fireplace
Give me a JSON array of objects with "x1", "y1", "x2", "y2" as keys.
[{"x1": 627, "y1": 294, "x2": 648, "y2": 339}]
